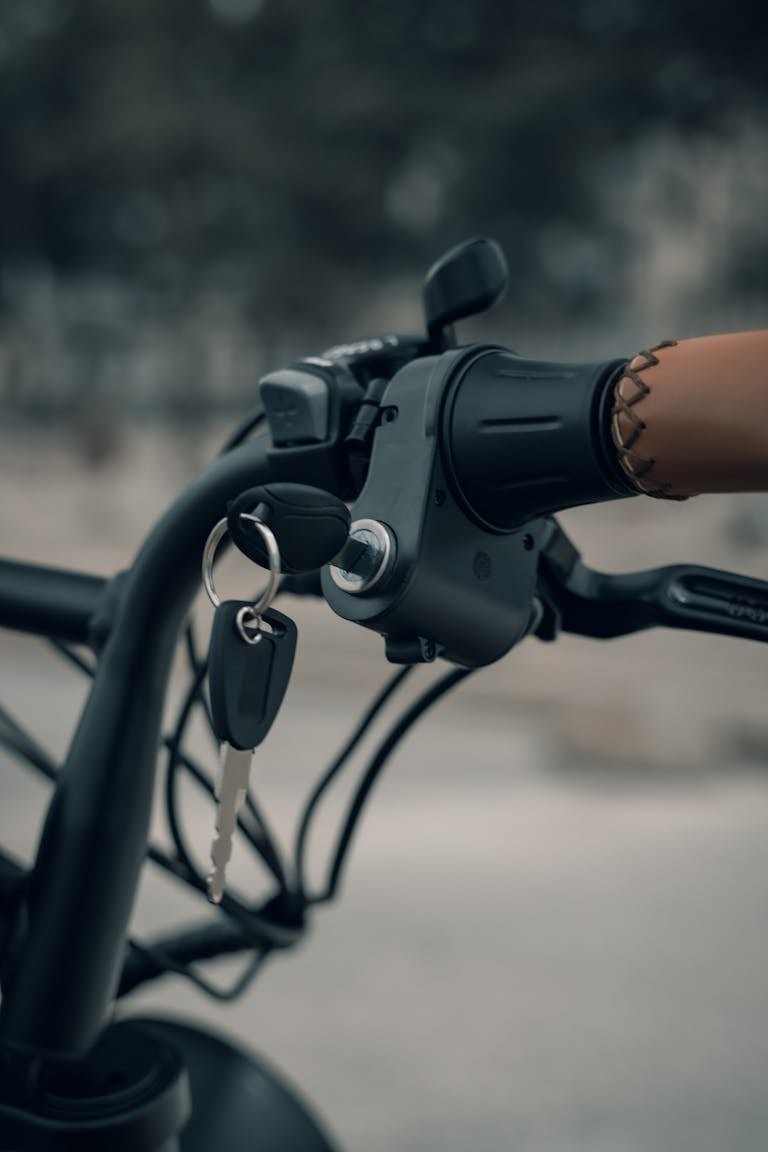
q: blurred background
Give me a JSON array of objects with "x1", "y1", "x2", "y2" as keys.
[{"x1": 2, "y1": 2, "x2": 768, "y2": 1149}]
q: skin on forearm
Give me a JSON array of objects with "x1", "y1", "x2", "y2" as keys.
[{"x1": 611, "y1": 331, "x2": 768, "y2": 499}]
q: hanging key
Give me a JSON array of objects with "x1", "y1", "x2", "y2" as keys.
[{"x1": 206, "y1": 599, "x2": 297, "y2": 903}]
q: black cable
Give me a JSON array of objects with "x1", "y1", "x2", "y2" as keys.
[
  {"x1": 162, "y1": 736, "x2": 286, "y2": 885},
  {"x1": 120, "y1": 920, "x2": 268, "y2": 996},
  {"x1": 144, "y1": 842, "x2": 302, "y2": 951},
  {"x1": 182, "y1": 619, "x2": 216, "y2": 742},
  {"x1": 183, "y1": 618, "x2": 204, "y2": 670},
  {"x1": 0, "y1": 710, "x2": 289, "y2": 956},
  {"x1": 313, "y1": 667, "x2": 473, "y2": 905},
  {"x1": 294, "y1": 665, "x2": 414, "y2": 898},
  {"x1": 123, "y1": 938, "x2": 267, "y2": 1001},
  {"x1": 2, "y1": 636, "x2": 298, "y2": 987},
  {"x1": 146, "y1": 843, "x2": 192, "y2": 884},
  {"x1": 218, "y1": 410, "x2": 267, "y2": 455},
  {"x1": 0, "y1": 701, "x2": 58, "y2": 782},
  {"x1": 48, "y1": 638, "x2": 96, "y2": 678},
  {"x1": 0, "y1": 721, "x2": 210, "y2": 913},
  {"x1": 164, "y1": 658, "x2": 211, "y2": 881},
  {"x1": 0, "y1": 729, "x2": 57, "y2": 782}
]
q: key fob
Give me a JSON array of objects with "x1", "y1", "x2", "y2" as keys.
[{"x1": 208, "y1": 601, "x2": 297, "y2": 750}]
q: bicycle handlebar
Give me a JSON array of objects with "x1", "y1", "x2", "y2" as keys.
[
  {"x1": 2, "y1": 236, "x2": 768, "y2": 1075},
  {"x1": 445, "y1": 331, "x2": 768, "y2": 528},
  {"x1": 0, "y1": 561, "x2": 108, "y2": 644},
  {"x1": 0, "y1": 439, "x2": 279, "y2": 1056}
]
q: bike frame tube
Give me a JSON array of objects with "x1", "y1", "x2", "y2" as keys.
[
  {"x1": 0, "y1": 560, "x2": 107, "y2": 643},
  {"x1": 0, "y1": 437, "x2": 308, "y2": 1056}
]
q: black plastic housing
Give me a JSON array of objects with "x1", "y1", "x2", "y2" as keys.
[
  {"x1": 442, "y1": 348, "x2": 634, "y2": 531},
  {"x1": 0, "y1": 441, "x2": 279, "y2": 1058},
  {"x1": 0, "y1": 1019, "x2": 190, "y2": 1151},
  {"x1": 321, "y1": 352, "x2": 544, "y2": 668}
]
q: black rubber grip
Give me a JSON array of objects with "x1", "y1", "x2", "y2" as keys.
[{"x1": 442, "y1": 348, "x2": 635, "y2": 531}]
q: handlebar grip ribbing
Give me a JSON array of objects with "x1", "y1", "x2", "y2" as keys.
[
  {"x1": 611, "y1": 331, "x2": 768, "y2": 499},
  {"x1": 442, "y1": 348, "x2": 634, "y2": 531}
]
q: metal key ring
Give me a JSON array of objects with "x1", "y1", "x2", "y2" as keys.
[
  {"x1": 235, "y1": 604, "x2": 263, "y2": 646},
  {"x1": 201, "y1": 513, "x2": 281, "y2": 616}
]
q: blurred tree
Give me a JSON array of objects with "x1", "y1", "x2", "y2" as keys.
[{"x1": 0, "y1": 0, "x2": 766, "y2": 335}]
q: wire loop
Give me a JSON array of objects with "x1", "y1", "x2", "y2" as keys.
[{"x1": 201, "y1": 513, "x2": 281, "y2": 617}]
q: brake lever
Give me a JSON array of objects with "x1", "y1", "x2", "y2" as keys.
[{"x1": 536, "y1": 519, "x2": 768, "y2": 645}]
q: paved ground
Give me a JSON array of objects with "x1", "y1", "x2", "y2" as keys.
[{"x1": 3, "y1": 426, "x2": 768, "y2": 1150}]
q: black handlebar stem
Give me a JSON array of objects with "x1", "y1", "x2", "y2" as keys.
[{"x1": 0, "y1": 438, "x2": 320, "y2": 1057}]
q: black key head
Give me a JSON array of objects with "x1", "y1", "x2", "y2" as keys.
[
  {"x1": 208, "y1": 601, "x2": 297, "y2": 750},
  {"x1": 227, "y1": 483, "x2": 350, "y2": 574}
]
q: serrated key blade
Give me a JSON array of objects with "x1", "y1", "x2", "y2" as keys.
[{"x1": 207, "y1": 744, "x2": 252, "y2": 904}]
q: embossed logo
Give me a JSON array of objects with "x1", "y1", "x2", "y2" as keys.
[
  {"x1": 727, "y1": 596, "x2": 768, "y2": 626},
  {"x1": 473, "y1": 551, "x2": 492, "y2": 581}
]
